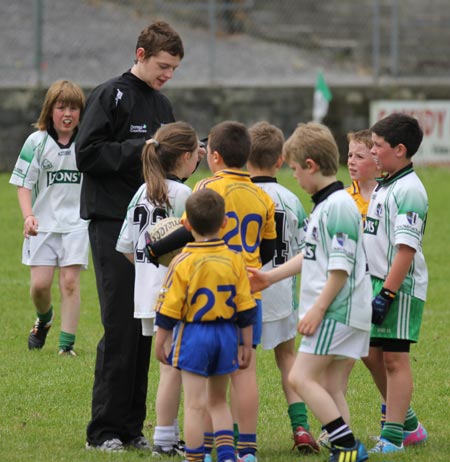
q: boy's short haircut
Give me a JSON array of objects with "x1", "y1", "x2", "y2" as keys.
[
  {"x1": 248, "y1": 121, "x2": 285, "y2": 169},
  {"x1": 347, "y1": 129, "x2": 373, "y2": 149},
  {"x1": 208, "y1": 121, "x2": 251, "y2": 168},
  {"x1": 283, "y1": 122, "x2": 339, "y2": 176},
  {"x1": 185, "y1": 189, "x2": 225, "y2": 236},
  {"x1": 370, "y1": 113, "x2": 423, "y2": 158},
  {"x1": 35, "y1": 80, "x2": 85, "y2": 131},
  {"x1": 136, "y1": 21, "x2": 184, "y2": 60}
]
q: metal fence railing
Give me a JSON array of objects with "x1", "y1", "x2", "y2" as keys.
[{"x1": 3, "y1": 0, "x2": 450, "y2": 87}]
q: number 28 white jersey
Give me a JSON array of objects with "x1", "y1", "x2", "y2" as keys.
[
  {"x1": 252, "y1": 178, "x2": 307, "y2": 322},
  {"x1": 116, "y1": 180, "x2": 192, "y2": 318}
]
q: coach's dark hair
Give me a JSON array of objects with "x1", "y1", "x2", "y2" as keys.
[
  {"x1": 142, "y1": 121, "x2": 197, "y2": 209},
  {"x1": 208, "y1": 121, "x2": 251, "y2": 168},
  {"x1": 371, "y1": 113, "x2": 423, "y2": 158},
  {"x1": 185, "y1": 189, "x2": 225, "y2": 236},
  {"x1": 136, "y1": 21, "x2": 184, "y2": 60}
]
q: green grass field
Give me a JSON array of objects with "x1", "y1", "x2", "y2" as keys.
[{"x1": 1, "y1": 166, "x2": 449, "y2": 462}]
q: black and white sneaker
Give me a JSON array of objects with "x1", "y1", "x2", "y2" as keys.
[
  {"x1": 152, "y1": 444, "x2": 181, "y2": 457},
  {"x1": 85, "y1": 438, "x2": 124, "y2": 452},
  {"x1": 127, "y1": 436, "x2": 151, "y2": 450},
  {"x1": 28, "y1": 314, "x2": 54, "y2": 350}
]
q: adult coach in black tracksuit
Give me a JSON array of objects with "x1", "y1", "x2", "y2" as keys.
[{"x1": 75, "y1": 21, "x2": 184, "y2": 451}]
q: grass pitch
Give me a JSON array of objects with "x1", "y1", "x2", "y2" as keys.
[{"x1": 1, "y1": 166, "x2": 449, "y2": 461}]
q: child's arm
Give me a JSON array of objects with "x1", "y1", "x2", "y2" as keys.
[
  {"x1": 298, "y1": 269, "x2": 347, "y2": 336},
  {"x1": 238, "y1": 325, "x2": 253, "y2": 369},
  {"x1": 384, "y1": 244, "x2": 416, "y2": 292},
  {"x1": 247, "y1": 252, "x2": 304, "y2": 292},
  {"x1": 372, "y1": 244, "x2": 416, "y2": 325},
  {"x1": 16, "y1": 186, "x2": 38, "y2": 237},
  {"x1": 121, "y1": 252, "x2": 134, "y2": 264},
  {"x1": 154, "y1": 326, "x2": 171, "y2": 365}
]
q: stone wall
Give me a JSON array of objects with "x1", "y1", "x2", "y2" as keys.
[{"x1": 2, "y1": 83, "x2": 450, "y2": 172}]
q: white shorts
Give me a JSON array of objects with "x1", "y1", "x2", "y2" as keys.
[
  {"x1": 261, "y1": 311, "x2": 297, "y2": 350},
  {"x1": 22, "y1": 229, "x2": 89, "y2": 268},
  {"x1": 299, "y1": 318, "x2": 370, "y2": 360}
]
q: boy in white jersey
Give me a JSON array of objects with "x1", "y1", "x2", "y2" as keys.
[
  {"x1": 248, "y1": 122, "x2": 371, "y2": 462},
  {"x1": 364, "y1": 113, "x2": 428, "y2": 454},
  {"x1": 116, "y1": 122, "x2": 200, "y2": 456},
  {"x1": 247, "y1": 122, "x2": 319, "y2": 454},
  {"x1": 10, "y1": 80, "x2": 88, "y2": 356}
]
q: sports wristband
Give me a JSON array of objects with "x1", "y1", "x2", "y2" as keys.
[{"x1": 380, "y1": 287, "x2": 396, "y2": 300}]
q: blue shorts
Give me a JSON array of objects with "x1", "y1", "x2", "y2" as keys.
[
  {"x1": 170, "y1": 322, "x2": 239, "y2": 377},
  {"x1": 239, "y1": 299, "x2": 262, "y2": 347}
]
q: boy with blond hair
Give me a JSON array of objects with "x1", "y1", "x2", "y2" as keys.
[
  {"x1": 247, "y1": 121, "x2": 319, "y2": 454},
  {"x1": 248, "y1": 122, "x2": 371, "y2": 462}
]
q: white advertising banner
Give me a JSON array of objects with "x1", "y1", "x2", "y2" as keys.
[{"x1": 370, "y1": 100, "x2": 450, "y2": 164}]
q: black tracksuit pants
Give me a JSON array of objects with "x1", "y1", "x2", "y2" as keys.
[{"x1": 86, "y1": 220, "x2": 151, "y2": 445}]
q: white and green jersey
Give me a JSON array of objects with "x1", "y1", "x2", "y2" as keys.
[
  {"x1": 116, "y1": 180, "x2": 192, "y2": 319},
  {"x1": 300, "y1": 185, "x2": 372, "y2": 331},
  {"x1": 364, "y1": 166, "x2": 428, "y2": 301},
  {"x1": 9, "y1": 130, "x2": 88, "y2": 233},
  {"x1": 252, "y1": 178, "x2": 307, "y2": 322}
]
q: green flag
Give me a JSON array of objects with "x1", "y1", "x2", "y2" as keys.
[{"x1": 313, "y1": 72, "x2": 332, "y2": 123}]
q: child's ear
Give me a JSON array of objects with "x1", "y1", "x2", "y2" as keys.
[
  {"x1": 305, "y1": 158, "x2": 317, "y2": 171},
  {"x1": 183, "y1": 218, "x2": 192, "y2": 232},
  {"x1": 275, "y1": 155, "x2": 284, "y2": 169},
  {"x1": 221, "y1": 215, "x2": 228, "y2": 229},
  {"x1": 396, "y1": 143, "x2": 407, "y2": 157}
]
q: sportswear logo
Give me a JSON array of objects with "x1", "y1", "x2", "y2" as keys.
[
  {"x1": 304, "y1": 242, "x2": 316, "y2": 260},
  {"x1": 364, "y1": 217, "x2": 379, "y2": 235},
  {"x1": 115, "y1": 89, "x2": 123, "y2": 106},
  {"x1": 42, "y1": 159, "x2": 53, "y2": 169},
  {"x1": 375, "y1": 203, "x2": 383, "y2": 217},
  {"x1": 406, "y1": 211, "x2": 418, "y2": 225},
  {"x1": 47, "y1": 170, "x2": 81, "y2": 186},
  {"x1": 335, "y1": 232, "x2": 346, "y2": 246},
  {"x1": 311, "y1": 226, "x2": 319, "y2": 241},
  {"x1": 58, "y1": 149, "x2": 71, "y2": 157},
  {"x1": 130, "y1": 123, "x2": 148, "y2": 134}
]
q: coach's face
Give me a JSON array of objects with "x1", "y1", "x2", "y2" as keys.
[{"x1": 132, "y1": 50, "x2": 181, "y2": 90}]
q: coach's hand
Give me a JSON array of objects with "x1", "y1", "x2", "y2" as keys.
[
  {"x1": 372, "y1": 287, "x2": 396, "y2": 325},
  {"x1": 144, "y1": 231, "x2": 159, "y2": 267}
]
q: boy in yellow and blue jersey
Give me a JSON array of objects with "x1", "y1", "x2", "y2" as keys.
[
  {"x1": 147, "y1": 121, "x2": 276, "y2": 462},
  {"x1": 154, "y1": 188, "x2": 257, "y2": 462}
]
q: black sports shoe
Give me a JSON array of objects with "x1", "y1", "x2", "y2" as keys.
[
  {"x1": 28, "y1": 314, "x2": 54, "y2": 350},
  {"x1": 151, "y1": 444, "x2": 181, "y2": 457}
]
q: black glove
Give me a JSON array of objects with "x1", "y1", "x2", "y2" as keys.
[
  {"x1": 372, "y1": 287, "x2": 396, "y2": 325},
  {"x1": 144, "y1": 231, "x2": 159, "y2": 267}
]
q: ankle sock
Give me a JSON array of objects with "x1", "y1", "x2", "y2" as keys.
[
  {"x1": 37, "y1": 306, "x2": 53, "y2": 325},
  {"x1": 288, "y1": 402, "x2": 309, "y2": 432},
  {"x1": 59, "y1": 331, "x2": 75, "y2": 350}
]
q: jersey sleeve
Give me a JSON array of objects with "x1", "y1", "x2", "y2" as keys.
[
  {"x1": 9, "y1": 133, "x2": 42, "y2": 190},
  {"x1": 154, "y1": 264, "x2": 187, "y2": 321},
  {"x1": 326, "y1": 197, "x2": 360, "y2": 275},
  {"x1": 234, "y1": 254, "x2": 258, "y2": 313},
  {"x1": 261, "y1": 192, "x2": 277, "y2": 240},
  {"x1": 394, "y1": 185, "x2": 428, "y2": 251}
]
